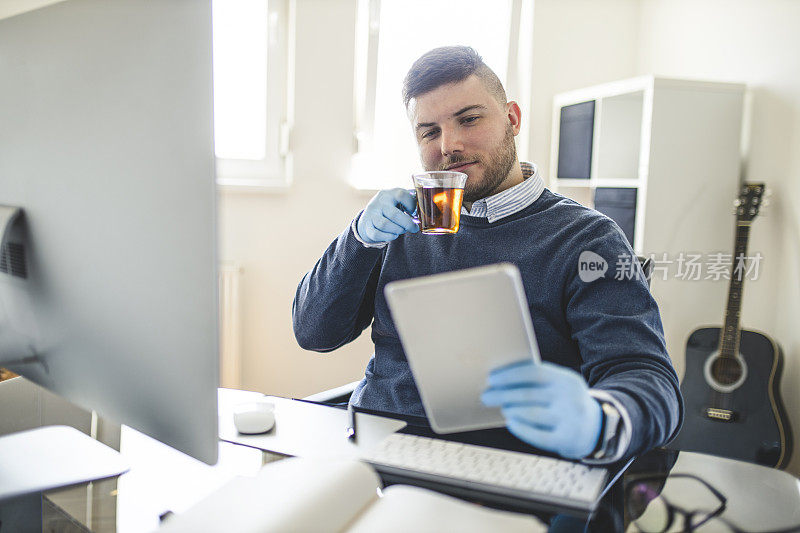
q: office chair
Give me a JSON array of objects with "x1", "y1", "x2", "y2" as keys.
[{"x1": 305, "y1": 256, "x2": 654, "y2": 405}]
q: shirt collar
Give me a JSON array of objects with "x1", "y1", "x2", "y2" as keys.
[{"x1": 462, "y1": 162, "x2": 544, "y2": 222}]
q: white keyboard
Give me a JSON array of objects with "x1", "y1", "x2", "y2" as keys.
[{"x1": 362, "y1": 433, "x2": 608, "y2": 511}]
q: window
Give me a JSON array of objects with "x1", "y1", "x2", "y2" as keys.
[
  {"x1": 351, "y1": 0, "x2": 532, "y2": 190},
  {"x1": 212, "y1": 0, "x2": 292, "y2": 190}
]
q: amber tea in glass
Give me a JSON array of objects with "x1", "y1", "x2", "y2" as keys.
[{"x1": 411, "y1": 171, "x2": 468, "y2": 234}]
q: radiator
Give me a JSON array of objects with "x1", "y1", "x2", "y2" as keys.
[{"x1": 218, "y1": 261, "x2": 243, "y2": 389}]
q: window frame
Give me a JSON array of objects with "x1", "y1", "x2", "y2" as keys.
[{"x1": 214, "y1": 0, "x2": 294, "y2": 192}]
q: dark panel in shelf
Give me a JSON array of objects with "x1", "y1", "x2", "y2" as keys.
[
  {"x1": 594, "y1": 187, "x2": 637, "y2": 246},
  {"x1": 557, "y1": 101, "x2": 595, "y2": 180}
]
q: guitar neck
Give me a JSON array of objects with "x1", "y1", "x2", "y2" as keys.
[{"x1": 719, "y1": 222, "x2": 751, "y2": 358}]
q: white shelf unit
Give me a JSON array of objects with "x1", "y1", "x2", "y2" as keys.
[{"x1": 549, "y1": 76, "x2": 745, "y2": 256}]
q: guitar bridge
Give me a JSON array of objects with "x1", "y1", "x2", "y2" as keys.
[{"x1": 705, "y1": 407, "x2": 736, "y2": 422}]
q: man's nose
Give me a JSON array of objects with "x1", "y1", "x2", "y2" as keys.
[{"x1": 439, "y1": 127, "x2": 464, "y2": 156}]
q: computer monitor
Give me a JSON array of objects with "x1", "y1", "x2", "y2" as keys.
[{"x1": 0, "y1": 0, "x2": 219, "y2": 465}]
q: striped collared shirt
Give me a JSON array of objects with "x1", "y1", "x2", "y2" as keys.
[{"x1": 462, "y1": 161, "x2": 544, "y2": 222}]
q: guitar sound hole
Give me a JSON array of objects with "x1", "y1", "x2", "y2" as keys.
[{"x1": 711, "y1": 357, "x2": 743, "y2": 386}]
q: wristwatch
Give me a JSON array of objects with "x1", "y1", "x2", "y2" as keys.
[{"x1": 590, "y1": 401, "x2": 622, "y2": 460}]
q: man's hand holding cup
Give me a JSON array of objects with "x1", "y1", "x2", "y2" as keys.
[{"x1": 356, "y1": 188, "x2": 420, "y2": 244}]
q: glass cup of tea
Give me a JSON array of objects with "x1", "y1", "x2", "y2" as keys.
[{"x1": 411, "y1": 171, "x2": 468, "y2": 234}]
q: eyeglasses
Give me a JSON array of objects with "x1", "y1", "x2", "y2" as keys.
[{"x1": 625, "y1": 473, "x2": 728, "y2": 533}]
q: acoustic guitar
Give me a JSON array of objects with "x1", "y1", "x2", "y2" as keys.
[{"x1": 668, "y1": 183, "x2": 793, "y2": 468}]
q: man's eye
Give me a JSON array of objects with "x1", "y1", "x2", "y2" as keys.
[
  {"x1": 461, "y1": 115, "x2": 480, "y2": 124},
  {"x1": 421, "y1": 129, "x2": 439, "y2": 139}
]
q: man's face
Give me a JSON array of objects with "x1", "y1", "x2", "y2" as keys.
[{"x1": 409, "y1": 75, "x2": 521, "y2": 203}]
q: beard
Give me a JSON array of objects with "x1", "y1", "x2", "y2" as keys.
[{"x1": 434, "y1": 125, "x2": 517, "y2": 203}]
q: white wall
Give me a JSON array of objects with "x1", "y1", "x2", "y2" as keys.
[
  {"x1": 234, "y1": 0, "x2": 643, "y2": 398},
  {"x1": 528, "y1": 0, "x2": 641, "y2": 182},
  {"x1": 636, "y1": 0, "x2": 800, "y2": 475},
  {"x1": 223, "y1": 0, "x2": 800, "y2": 461},
  {"x1": 224, "y1": 0, "x2": 800, "y2": 473},
  {"x1": 224, "y1": 0, "x2": 800, "y2": 472},
  {"x1": 4, "y1": 0, "x2": 798, "y2": 473},
  {"x1": 220, "y1": 0, "x2": 648, "y2": 400},
  {"x1": 527, "y1": 0, "x2": 800, "y2": 474},
  {"x1": 219, "y1": 0, "x2": 375, "y2": 398}
]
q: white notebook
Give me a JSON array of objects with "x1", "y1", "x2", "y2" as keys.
[
  {"x1": 157, "y1": 457, "x2": 544, "y2": 533},
  {"x1": 384, "y1": 263, "x2": 541, "y2": 433}
]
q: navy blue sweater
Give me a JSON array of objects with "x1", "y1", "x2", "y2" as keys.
[{"x1": 293, "y1": 189, "x2": 683, "y2": 457}]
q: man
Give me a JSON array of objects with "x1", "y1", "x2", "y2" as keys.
[{"x1": 293, "y1": 46, "x2": 682, "y2": 463}]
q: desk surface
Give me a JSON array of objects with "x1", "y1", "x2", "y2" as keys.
[
  {"x1": 1, "y1": 384, "x2": 799, "y2": 532},
  {"x1": 217, "y1": 389, "x2": 407, "y2": 459}
]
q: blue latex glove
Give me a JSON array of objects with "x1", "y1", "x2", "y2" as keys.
[
  {"x1": 356, "y1": 188, "x2": 419, "y2": 244},
  {"x1": 481, "y1": 360, "x2": 603, "y2": 459}
]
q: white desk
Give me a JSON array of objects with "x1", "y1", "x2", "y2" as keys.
[
  {"x1": 636, "y1": 451, "x2": 800, "y2": 532},
  {"x1": 217, "y1": 388, "x2": 406, "y2": 459},
  {"x1": 218, "y1": 390, "x2": 800, "y2": 531},
  {"x1": 0, "y1": 385, "x2": 408, "y2": 532},
  {"x1": 2, "y1": 380, "x2": 799, "y2": 532}
]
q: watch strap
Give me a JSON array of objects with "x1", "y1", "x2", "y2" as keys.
[{"x1": 591, "y1": 401, "x2": 622, "y2": 460}]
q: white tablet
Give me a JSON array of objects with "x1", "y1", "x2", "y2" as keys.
[{"x1": 384, "y1": 263, "x2": 541, "y2": 434}]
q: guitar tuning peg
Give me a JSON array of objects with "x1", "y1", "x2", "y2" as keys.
[{"x1": 733, "y1": 199, "x2": 742, "y2": 207}]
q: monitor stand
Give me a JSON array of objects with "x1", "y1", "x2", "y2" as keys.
[{"x1": 0, "y1": 425, "x2": 129, "y2": 501}]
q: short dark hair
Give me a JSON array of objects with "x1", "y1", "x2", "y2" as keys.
[{"x1": 402, "y1": 46, "x2": 507, "y2": 108}]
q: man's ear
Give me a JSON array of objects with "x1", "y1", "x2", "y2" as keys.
[{"x1": 507, "y1": 101, "x2": 522, "y2": 135}]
